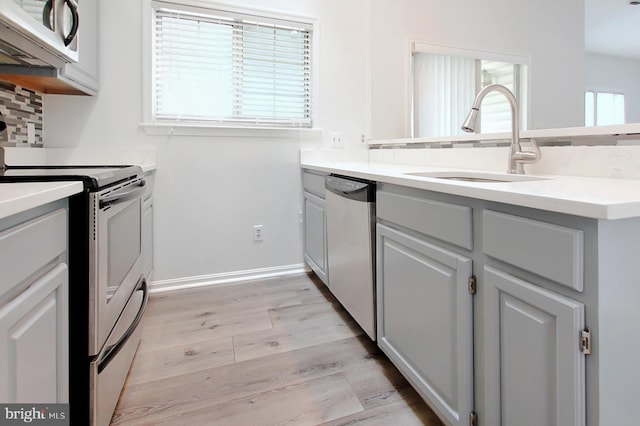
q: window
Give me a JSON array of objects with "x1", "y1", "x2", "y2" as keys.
[
  {"x1": 478, "y1": 60, "x2": 523, "y2": 134},
  {"x1": 412, "y1": 54, "x2": 475, "y2": 138},
  {"x1": 151, "y1": 2, "x2": 312, "y2": 128},
  {"x1": 584, "y1": 91, "x2": 625, "y2": 126},
  {"x1": 412, "y1": 43, "x2": 528, "y2": 138}
]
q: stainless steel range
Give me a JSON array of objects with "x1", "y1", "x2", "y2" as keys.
[{"x1": 0, "y1": 164, "x2": 148, "y2": 426}]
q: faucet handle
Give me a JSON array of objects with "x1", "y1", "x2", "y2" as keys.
[{"x1": 514, "y1": 138, "x2": 541, "y2": 164}]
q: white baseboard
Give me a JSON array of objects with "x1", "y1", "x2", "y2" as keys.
[{"x1": 148, "y1": 263, "x2": 307, "y2": 293}]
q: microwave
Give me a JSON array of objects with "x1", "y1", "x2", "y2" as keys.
[{"x1": 0, "y1": 0, "x2": 79, "y2": 68}]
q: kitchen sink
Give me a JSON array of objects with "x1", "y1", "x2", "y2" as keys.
[{"x1": 404, "y1": 171, "x2": 549, "y2": 183}]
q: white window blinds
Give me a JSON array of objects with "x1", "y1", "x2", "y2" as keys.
[
  {"x1": 585, "y1": 91, "x2": 625, "y2": 126},
  {"x1": 413, "y1": 53, "x2": 475, "y2": 137},
  {"x1": 479, "y1": 60, "x2": 520, "y2": 134},
  {"x1": 152, "y1": 3, "x2": 312, "y2": 128},
  {"x1": 412, "y1": 44, "x2": 528, "y2": 138}
]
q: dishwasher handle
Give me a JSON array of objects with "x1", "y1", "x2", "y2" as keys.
[{"x1": 325, "y1": 175, "x2": 375, "y2": 202}]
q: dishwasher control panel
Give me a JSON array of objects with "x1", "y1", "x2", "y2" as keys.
[{"x1": 325, "y1": 175, "x2": 375, "y2": 201}]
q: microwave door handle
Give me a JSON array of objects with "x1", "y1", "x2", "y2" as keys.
[
  {"x1": 63, "y1": 0, "x2": 79, "y2": 46},
  {"x1": 99, "y1": 182, "x2": 146, "y2": 209},
  {"x1": 42, "y1": 0, "x2": 54, "y2": 30}
]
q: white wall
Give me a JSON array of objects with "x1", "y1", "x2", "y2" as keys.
[
  {"x1": 369, "y1": 0, "x2": 585, "y2": 139},
  {"x1": 43, "y1": 0, "x2": 587, "y2": 284},
  {"x1": 44, "y1": 0, "x2": 371, "y2": 283},
  {"x1": 586, "y1": 53, "x2": 640, "y2": 124}
]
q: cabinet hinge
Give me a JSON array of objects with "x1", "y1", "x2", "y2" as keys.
[
  {"x1": 470, "y1": 410, "x2": 478, "y2": 426},
  {"x1": 580, "y1": 328, "x2": 592, "y2": 355},
  {"x1": 468, "y1": 275, "x2": 477, "y2": 295}
]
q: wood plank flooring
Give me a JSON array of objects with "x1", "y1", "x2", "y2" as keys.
[{"x1": 111, "y1": 273, "x2": 444, "y2": 426}]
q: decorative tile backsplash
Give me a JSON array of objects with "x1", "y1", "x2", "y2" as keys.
[{"x1": 0, "y1": 82, "x2": 43, "y2": 146}]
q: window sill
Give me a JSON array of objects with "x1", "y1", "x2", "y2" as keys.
[{"x1": 139, "y1": 122, "x2": 322, "y2": 139}]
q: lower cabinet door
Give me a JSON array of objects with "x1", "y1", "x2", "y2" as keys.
[
  {"x1": 0, "y1": 263, "x2": 69, "y2": 403},
  {"x1": 483, "y1": 266, "x2": 585, "y2": 426},
  {"x1": 303, "y1": 191, "x2": 328, "y2": 284},
  {"x1": 377, "y1": 224, "x2": 473, "y2": 426}
]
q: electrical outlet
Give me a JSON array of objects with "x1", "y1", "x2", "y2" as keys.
[
  {"x1": 253, "y1": 225, "x2": 264, "y2": 242},
  {"x1": 330, "y1": 132, "x2": 344, "y2": 148}
]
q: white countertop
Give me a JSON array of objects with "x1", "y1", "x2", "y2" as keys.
[
  {"x1": 0, "y1": 182, "x2": 84, "y2": 220},
  {"x1": 301, "y1": 161, "x2": 640, "y2": 220},
  {"x1": 141, "y1": 163, "x2": 157, "y2": 173},
  {"x1": 2, "y1": 147, "x2": 158, "y2": 172}
]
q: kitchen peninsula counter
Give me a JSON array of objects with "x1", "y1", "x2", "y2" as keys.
[
  {"x1": 302, "y1": 158, "x2": 640, "y2": 425},
  {"x1": 301, "y1": 161, "x2": 640, "y2": 220}
]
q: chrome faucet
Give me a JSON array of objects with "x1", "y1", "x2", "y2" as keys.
[{"x1": 461, "y1": 84, "x2": 540, "y2": 174}]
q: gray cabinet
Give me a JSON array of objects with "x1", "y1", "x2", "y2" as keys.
[
  {"x1": 0, "y1": 264, "x2": 68, "y2": 403},
  {"x1": 0, "y1": 202, "x2": 69, "y2": 403},
  {"x1": 302, "y1": 170, "x2": 328, "y2": 284},
  {"x1": 376, "y1": 185, "x2": 474, "y2": 426},
  {"x1": 481, "y1": 209, "x2": 587, "y2": 426},
  {"x1": 376, "y1": 183, "x2": 592, "y2": 426},
  {"x1": 483, "y1": 266, "x2": 585, "y2": 426},
  {"x1": 312, "y1": 172, "x2": 640, "y2": 425}
]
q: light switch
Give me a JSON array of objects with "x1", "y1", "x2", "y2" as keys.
[
  {"x1": 27, "y1": 122, "x2": 35, "y2": 144},
  {"x1": 330, "y1": 132, "x2": 343, "y2": 148}
]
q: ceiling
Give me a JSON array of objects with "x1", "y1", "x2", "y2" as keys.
[{"x1": 585, "y1": 0, "x2": 640, "y2": 59}]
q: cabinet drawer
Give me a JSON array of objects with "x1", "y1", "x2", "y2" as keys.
[
  {"x1": 377, "y1": 189, "x2": 473, "y2": 250},
  {"x1": 483, "y1": 210, "x2": 583, "y2": 291},
  {"x1": 0, "y1": 209, "x2": 67, "y2": 302},
  {"x1": 302, "y1": 170, "x2": 326, "y2": 198}
]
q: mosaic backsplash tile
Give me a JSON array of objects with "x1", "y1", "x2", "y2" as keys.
[{"x1": 0, "y1": 81, "x2": 43, "y2": 146}]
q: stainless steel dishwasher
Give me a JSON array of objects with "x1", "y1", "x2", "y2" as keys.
[{"x1": 325, "y1": 175, "x2": 376, "y2": 340}]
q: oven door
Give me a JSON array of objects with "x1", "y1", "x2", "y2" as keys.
[{"x1": 89, "y1": 178, "x2": 146, "y2": 356}]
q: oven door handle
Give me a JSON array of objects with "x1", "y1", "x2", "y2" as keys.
[
  {"x1": 97, "y1": 277, "x2": 148, "y2": 374},
  {"x1": 99, "y1": 181, "x2": 146, "y2": 209}
]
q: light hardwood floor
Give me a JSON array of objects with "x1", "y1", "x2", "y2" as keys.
[{"x1": 111, "y1": 273, "x2": 444, "y2": 426}]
